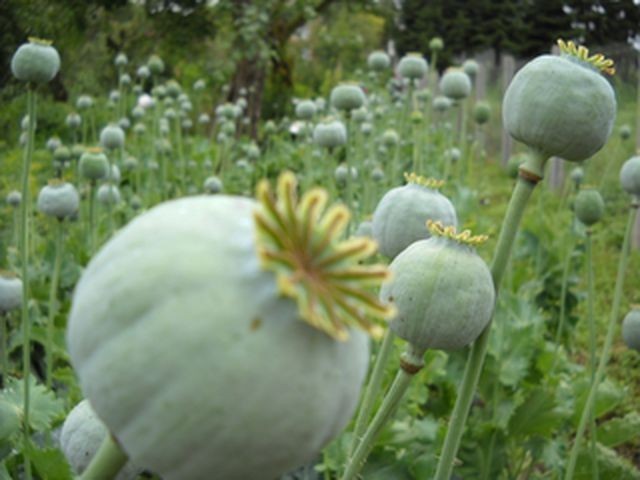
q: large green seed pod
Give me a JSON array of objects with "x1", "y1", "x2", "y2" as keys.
[
  {"x1": 313, "y1": 119, "x2": 347, "y2": 148},
  {"x1": 619, "y1": 155, "x2": 640, "y2": 196},
  {"x1": 622, "y1": 308, "x2": 640, "y2": 352},
  {"x1": 372, "y1": 174, "x2": 457, "y2": 259},
  {"x1": 61, "y1": 400, "x2": 141, "y2": 479},
  {"x1": 367, "y1": 51, "x2": 390, "y2": 71},
  {"x1": 6, "y1": 190, "x2": 22, "y2": 207},
  {"x1": 77, "y1": 95, "x2": 93, "y2": 110},
  {"x1": 37, "y1": 180, "x2": 80, "y2": 220},
  {"x1": 11, "y1": 38, "x2": 60, "y2": 84},
  {"x1": 398, "y1": 53, "x2": 428, "y2": 81},
  {"x1": 429, "y1": 37, "x2": 444, "y2": 52},
  {"x1": 295, "y1": 100, "x2": 316, "y2": 120},
  {"x1": 574, "y1": 188, "x2": 604, "y2": 226},
  {"x1": 66, "y1": 173, "x2": 393, "y2": 480},
  {"x1": 100, "y1": 124, "x2": 125, "y2": 150},
  {"x1": 439, "y1": 68, "x2": 472, "y2": 101},
  {"x1": 503, "y1": 40, "x2": 616, "y2": 162},
  {"x1": 433, "y1": 95, "x2": 452, "y2": 113},
  {"x1": 96, "y1": 185, "x2": 121, "y2": 206},
  {"x1": 330, "y1": 83, "x2": 366, "y2": 112},
  {"x1": 0, "y1": 271, "x2": 22, "y2": 314},
  {"x1": 203, "y1": 176, "x2": 223, "y2": 194},
  {"x1": 380, "y1": 222, "x2": 494, "y2": 351},
  {"x1": 463, "y1": 59, "x2": 479, "y2": 77},
  {"x1": 79, "y1": 148, "x2": 109, "y2": 181}
]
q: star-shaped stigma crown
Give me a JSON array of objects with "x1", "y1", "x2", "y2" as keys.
[
  {"x1": 427, "y1": 220, "x2": 489, "y2": 246},
  {"x1": 254, "y1": 172, "x2": 395, "y2": 341},
  {"x1": 557, "y1": 39, "x2": 615, "y2": 76}
]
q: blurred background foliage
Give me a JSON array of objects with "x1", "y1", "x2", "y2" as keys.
[{"x1": 1, "y1": 0, "x2": 639, "y2": 143}]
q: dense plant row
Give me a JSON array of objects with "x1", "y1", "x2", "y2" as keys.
[{"x1": 1, "y1": 35, "x2": 639, "y2": 480}]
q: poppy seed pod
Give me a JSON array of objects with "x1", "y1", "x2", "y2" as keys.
[
  {"x1": 96, "y1": 184, "x2": 121, "y2": 206},
  {"x1": 381, "y1": 222, "x2": 494, "y2": 351},
  {"x1": 334, "y1": 164, "x2": 358, "y2": 186},
  {"x1": 381, "y1": 129, "x2": 399, "y2": 147},
  {"x1": 6, "y1": 190, "x2": 22, "y2": 207},
  {"x1": 193, "y1": 79, "x2": 206, "y2": 91},
  {"x1": 372, "y1": 174, "x2": 457, "y2": 259},
  {"x1": 66, "y1": 113, "x2": 82, "y2": 129},
  {"x1": 622, "y1": 308, "x2": 640, "y2": 351},
  {"x1": 439, "y1": 69, "x2": 472, "y2": 101},
  {"x1": 66, "y1": 173, "x2": 393, "y2": 480},
  {"x1": 147, "y1": 55, "x2": 165, "y2": 75},
  {"x1": 61, "y1": 400, "x2": 141, "y2": 479},
  {"x1": 313, "y1": 119, "x2": 347, "y2": 148},
  {"x1": 433, "y1": 95, "x2": 452, "y2": 113},
  {"x1": 503, "y1": 40, "x2": 616, "y2": 162},
  {"x1": 77, "y1": 95, "x2": 93, "y2": 110},
  {"x1": 100, "y1": 124, "x2": 125, "y2": 150},
  {"x1": 574, "y1": 188, "x2": 604, "y2": 226},
  {"x1": 429, "y1": 37, "x2": 444, "y2": 52},
  {"x1": 570, "y1": 166, "x2": 585, "y2": 186},
  {"x1": 330, "y1": 83, "x2": 366, "y2": 112},
  {"x1": 114, "y1": 53, "x2": 128, "y2": 68},
  {"x1": 619, "y1": 156, "x2": 640, "y2": 196},
  {"x1": 619, "y1": 124, "x2": 632, "y2": 140},
  {"x1": 11, "y1": 38, "x2": 60, "y2": 84},
  {"x1": 204, "y1": 176, "x2": 223, "y2": 194},
  {"x1": 463, "y1": 59, "x2": 479, "y2": 77},
  {"x1": 0, "y1": 271, "x2": 22, "y2": 313},
  {"x1": 79, "y1": 149, "x2": 109, "y2": 181},
  {"x1": 37, "y1": 180, "x2": 80, "y2": 220},
  {"x1": 367, "y1": 51, "x2": 390, "y2": 71},
  {"x1": 398, "y1": 53, "x2": 428, "y2": 81},
  {"x1": 295, "y1": 100, "x2": 316, "y2": 120},
  {"x1": 473, "y1": 101, "x2": 491, "y2": 125},
  {"x1": 136, "y1": 65, "x2": 150, "y2": 80}
]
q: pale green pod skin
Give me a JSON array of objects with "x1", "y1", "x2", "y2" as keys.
[
  {"x1": 79, "y1": 151, "x2": 109, "y2": 181},
  {"x1": 368, "y1": 51, "x2": 390, "y2": 71},
  {"x1": 147, "y1": 55, "x2": 165, "y2": 75},
  {"x1": 570, "y1": 166, "x2": 584, "y2": 185},
  {"x1": 77, "y1": 95, "x2": 93, "y2": 110},
  {"x1": 574, "y1": 188, "x2": 604, "y2": 226},
  {"x1": 330, "y1": 84, "x2": 366, "y2": 111},
  {"x1": 619, "y1": 156, "x2": 640, "y2": 196},
  {"x1": 6, "y1": 190, "x2": 22, "y2": 207},
  {"x1": 0, "y1": 274, "x2": 22, "y2": 313},
  {"x1": 335, "y1": 165, "x2": 358, "y2": 185},
  {"x1": 380, "y1": 237, "x2": 495, "y2": 351},
  {"x1": 203, "y1": 176, "x2": 223, "y2": 194},
  {"x1": 429, "y1": 37, "x2": 444, "y2": 51},
  {"x1": 372, "y1": 184, "x2": 458, "y2": 259},
  {"x1": 54, "y1": 146, "x2": 71, "y2": 163},
  {"x1": 463, "y1": 59, "x2": 479, "y2": 77},
  {"x1": 619, "y1": 124, "x2": 632, "y2": 140},
  {"x1": 503, "y1": 55, "x2": 616, "y2": 162},
  {"x1": 622, "y1": 308, "x2": 640, "y2": 352},
  {"x1": 473, "y1": 102, "x2": 491, "y2": 124},
  {"x1": 96, "y1": 185, "x2": 121, "y2": 205},
  {"x1": 295, "y1": 100, "x2": 316, "y2": 120},
  {"x1": 100, "y1": 125, "x2": 125, "y2": 150},
  {"x1": 313, "y1": 121, "x2": 347, "y2": 148},
  {"x1": 381, "y1": 129, "x2": 399, "y2": 147},
  {"x1": 433, "y1": 96, "x2": 452, "y2": 112},
  {"x1": 355, "y1": 220, "x2": 373, "y2": 238},
  {"x1": 60, "y1": 400, "x2": 141, "y2": 480},
  {"x1": 37, "y1": 182, "x2": 80, "y2": 220},
  {"x1": 66, "y1": 196, "x2": 369, "y2": 480},
  {"x1": 398, "y1": 54, "x2": 428, "y2": 80},
  {"x1": 136, "y1": 66, "x2": 150, "y2": 79},
  {"x1": 11, "y1": 41, "x2": 60, "y2": 83},
  {"x1": 66, "y1": 113, "x2": 81, "y2": 129},
  {"x1": 439, "y1": 70, "x2": 472, "y2": 101}
]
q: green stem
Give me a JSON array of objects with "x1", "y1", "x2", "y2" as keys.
[
  {"x1": 585, "y1": 230, "x2": 599, "y2": 480},
  {"x1": 341, "y1": 344, "x2": 425, "y2": 480},
  {"x1": 45, "y1": 222, "x2": 64, "y2": 389},
  {"x1": 80, "y1": 434, "x2": 128, "y2": 480},
  {"x1": 433, "y1": 151, "x2": 547, "y2": 480},
  {"x1": 550, "y1": 235, "x2": 576, "y2": 373},
  {"x1": 344, "y1": 114, "x2": 354, "y2": 231},
  {"x1": 564, "y1": 203, "x2": 637, "y2": 480},
  {"x1": 20, "y1": 86, "x2": 36, "y2": 480},
  {"x1": 1, "y1": 313, "x2": 8, "y2": 382},
  {"x1": 88, "y1": 183, "x2": 96, "y2": 254},
  {"x1": 348, "y1": 330, "x2": 396, "y2": 458}
]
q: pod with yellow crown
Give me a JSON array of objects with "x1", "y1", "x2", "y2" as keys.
[
  {"x1": 66, "y1": 173, "x2": 393, "y2": 480},
  {"x1": 503, "y1": 40, "x2": 616, "y2": 162},
  {"x1": 380, "y1": 221, "x2": 495, "y2": 351}
]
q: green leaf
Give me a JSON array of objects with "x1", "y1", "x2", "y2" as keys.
[
  {"x1": 26, "y1": 445, "x2": 73, "y2": 480},
  {"x1": 509, "y1": 387, "x2": 567, "y2": 437},
  {"x1": 598, "y1": 411, "x2": 640, "y2": 448},
  {"x1": 572, "y1": 377, "x2": 623, "y2": 425},
  {"x1": 574, "y1": 443, "x2": 640, "y2": 480},
  {"x1": 0, "y1": 461, "x2": 11, "y2": 480},
  {"x1": 0, "y1": 377, "x2": 65, "y2": 432}
]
